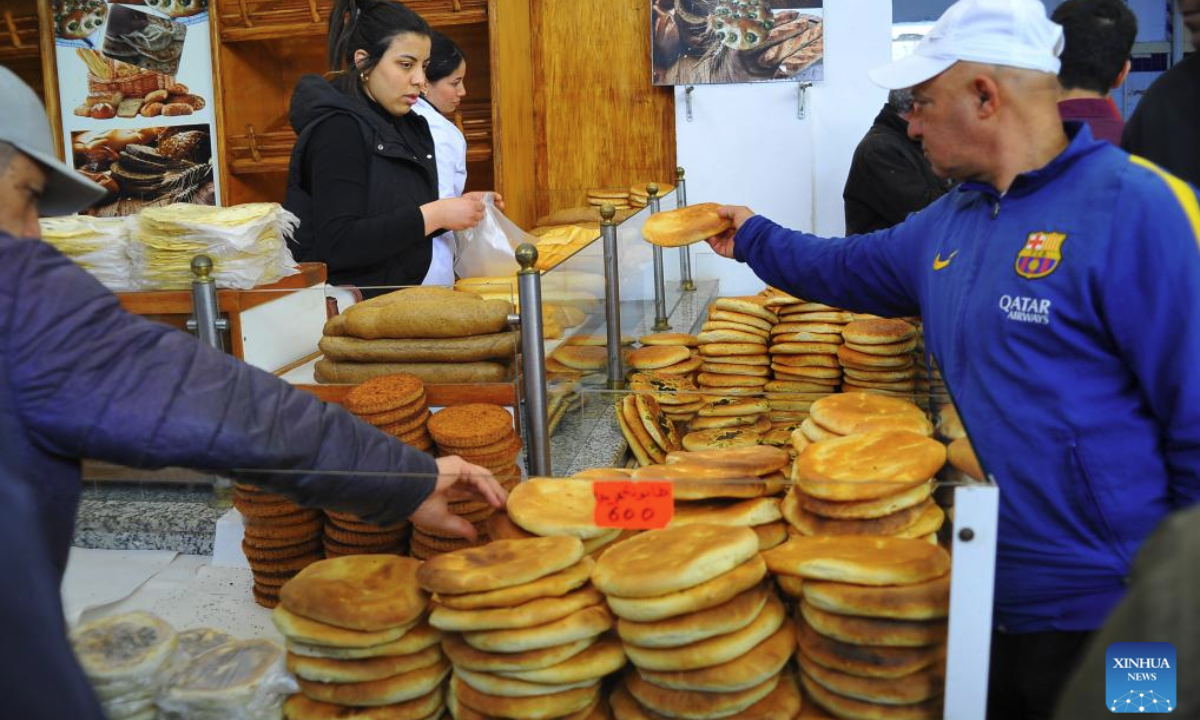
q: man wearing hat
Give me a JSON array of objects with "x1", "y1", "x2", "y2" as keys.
[
  {"x1": 0, "y1": 67, "x2": 506, "y2": 716},
  {"x1": 706, "y1": 0, "x2": 1200, "y2": 716}
]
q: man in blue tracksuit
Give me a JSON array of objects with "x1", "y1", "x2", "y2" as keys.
[{"x1": 708, "y1": 0, "x2": 1200, "y2": 717}]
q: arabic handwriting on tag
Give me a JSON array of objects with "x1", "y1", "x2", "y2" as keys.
[{"x1": 593, "y1": 481, "x2": 674, "y2": 529}]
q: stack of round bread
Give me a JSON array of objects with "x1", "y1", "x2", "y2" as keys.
[
  {"x1": 594, "y1": 525, "x2": 800, "y2": 720},
  {"x1": 342, "y1": 372, "x2": 433, "y2": 453},
  {"x1": 506, "y1": 477, "x2": 629, "y2": 558},
  {"x1": 420, "y1": 403, "x2": 523, "y2": 559},
  {"x1": 276, "y1": 556, "x2": 449, "y2": 720},
  {"x1": 629, "y1": 371, "x2": 703, "y2": 425},
  {"x1": 796, "y1": 392, "x2": 933, "y2": 445},
  {"x1": 71, "y1": 611, "x2": 179, "y2": 720},
  {"x1": 615, "y1": 391, "x2": 684, "y2": 467},
  {"x1": 322, "y1": 510, "x2": 409, "y2": 559},
  {"x1": 933, "y1": 403, "x2": 985, "y2": 482},
  {"x1": 234, "y1": 484, "x2": 324, "y2": 609},
  {"x1": 588, "y1": 187, "x2": 632, "y2": 210},
  {"x1": 837, "y1": 319, "x2": 920, "y2": 397},
  {"x1": 763, "y1": 536, "x2": 950, "y2": 719},
  {"x1": 696, "y1": 296, "x2": 776, "y2": 397},
  {"x1": 551, "y1": 336, "x2": 636, "y2": 378},
  {"x1": 628, "y1": 181, "x2": 675, "y2": 208},
  {"x1": 160, "y1": 638, "x2": 292, "y2": 719},
  {"x1": 769, "y1": 299, "x2": 853, "y2": 396},
  {"x1": 629, "y1": 336, "x2": 702, "y2": 380},
  {"x1": 418, "y1": 537, "x2": 622, "y2": 719},
  {"x1": 632, "y1": 446, "x2": 792, "y2": 551},
  {"x1": 787, "y1": 425, "x2": 947, "y2": 544},
  {"x1": 686, "y1": 396, "x2": 771, "y2": 436}
]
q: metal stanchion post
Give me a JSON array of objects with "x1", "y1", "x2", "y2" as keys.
[
  {"x1": 600, "y1": 205, "x2": 624, "y2": 388},
  {"x1": 185, "y1": 255, "x2": 233, "y2": 508},
  {"x1": 515, "y1": 244, "x2": 551, "y2": 476},
  {"x1": 676, "y1": 166, "x2": 696, "y2": 292},
  {"x1": 649, "y1": 184, "x2": 670, "y2": 331}
]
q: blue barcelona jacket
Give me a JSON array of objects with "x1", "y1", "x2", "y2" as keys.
[{"x1": 735, "y1": 124, "x2": 1200, "y2": 633}]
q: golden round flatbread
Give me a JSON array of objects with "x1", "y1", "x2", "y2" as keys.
[
  {"x1": 762, "y1": 535, "x2": 951, "y2": 586},
  {"x1": 795, "y1": 430, "x2": 945, "y2": 501},
  {"x1": 280, "y1": 556, "x2": 426, "y2": 632},
  {"x1": 286, "y1": 643, "x2": 443, "y2": 684},
  {"x1": 623, "y1": 594, "x2": 786, "y2": 672},
  {"x1": 283, "y1": 688, "x2": 444, "y2": 720},
  {"x1": 796, "y1": 618, "x2": 945, "y2": 679},
  {"x1": 462, "y1": 604, "x2": 614, "y2": 653},
  {"x1": 798, "y1": 481, "x2": 933, "y2": 520},
  {"x1": 417, "y1": 536, "x2": 584, "y2": 596},
  {"x1": 642, "y1": 203, "x2": 731, "y2": 247},
  {"x1": 617, "y1": 581, "x2": 771, "y2": 649},
  {"x1": 605, "y1": 554, "x2": 769, "y2": 622},
  {"x1": 803, "y1": 573, "x2": 950, "y2": 621},
  {"x1": 272, "y1": 606, "x2": 419, "y2": 649},
  {"x1": 507, "y1": 478, "x2": 612, "y2": 540},
  {"x1": 808, "y1": 392, "x2": 930, "y2": 438},
  {"x1": 431, "y1": 586, "x2": 604, "y2": 632},
  {"x1": 437, "y1": 557, "x2": 595, "y2": 611},
  {"x1": 636, "y1": 619, "x2": 794, "y2": 692},
  {"x1": 625, "y1": 667, "x2": 780, "y2": 717},
  {"x1": 592, "y1": 524, "x2": 760, "y2": 598},
  {"x1": 800, "y1": 672, "x2": 942, "y2": 720},
  {"x1": 442, "y1": 632, "x2": 594, "y2": 674},
  {"x1": 285, "y1": 622, "x2": 441, "y2": 660},
  {"x1": 495, "y1": 636, "x2": 627, "y2": 685},
  {"x1": 841, "y1": 318, "x2": 916, "y2": 346}
]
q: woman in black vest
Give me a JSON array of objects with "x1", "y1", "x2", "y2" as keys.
[{"x1": 285, "y1": 0, "x2": 488, "y2": 293}]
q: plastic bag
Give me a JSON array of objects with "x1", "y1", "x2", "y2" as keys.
[
  {"x1": 157, "y1": 639, "x2": 297, "y2": 720},
  {"x1": 454, "y1": 193, "x2": 538, "y2": 279}
]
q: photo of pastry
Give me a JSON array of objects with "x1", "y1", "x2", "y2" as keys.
[
  {"x1": 652, "y1": 0, "x2": 824, "y2": 85},
  {"x1": 72, "y1": 124, "x2": 216, "y2": 215},
  {"x1": 111, "y1": 0, "x2": 209, "y2": 20},
  {"x1": 101, "y1": 4, "x2": 188, "y2": 76},
  {"x1": 52, "y1": 0, "x2": 108, "y2": 44},
  {"x1": 72, "y1": 49, "x2": 207, "y2": 121}
]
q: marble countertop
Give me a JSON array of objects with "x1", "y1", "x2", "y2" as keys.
[{"x1": 72, "y1": 279, "x2": 720, "y2": 554}]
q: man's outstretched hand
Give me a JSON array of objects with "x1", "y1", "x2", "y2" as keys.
[
  {"x1": 408, "y1": 456, "x2": 508, "y2": 542},
  {"x1": 708, "y1": 205, "x2": 756, "y2": 258}
]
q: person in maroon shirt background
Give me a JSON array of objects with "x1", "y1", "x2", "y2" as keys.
[{"x1": 1051, "y1": 0, "x2": 1138, "y2": 145}]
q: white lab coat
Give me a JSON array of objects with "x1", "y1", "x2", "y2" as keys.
[{"x1": 411, "y1": 97, "x2": 467, "y2": 286}]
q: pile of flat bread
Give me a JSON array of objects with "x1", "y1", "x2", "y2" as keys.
[
  {"x1": 594, "y1": 524, "x2": 803, "y2": 719},
  {"x1": 785, "y1": 394, "x2": 947, "y2": 544},
  {"x1": 71, "y1": 611, "x2": 180, "y2": 720},
  {"x1": 696, "y1": 296, "x2": 777, "y2": 397},
  {"x1": 837, "y1": 318, "x2": 922, "y2": 397},
  {"x1": 628, "y1": 369, "x2": 702, "y2": 427},
  {"x1": 764, "y1": 536, "x2": 951, "y2": 719},
  {"x1": 503, "y1": 477, "x2": 630, "y2": 559},
  {"x1": 419, "y1": 537, "x2": 622, "y2": 719},
  {"x1": 627, "y1": 334, "x2": 702, "y2": 379},
  {"x1": 317, "y1": 287, "x2": 517, "y2": 385},
  {"x1": 550, "y1": 335, "x2": 634, "y2": 378},
  {"x1": 763, "y1": 290, "x2": 851, "y2": 397},
  {"x1": 159, "y1": 638, "x2": 293, "y2": 720},
  {"x1": 276, "y1": 556, "x2": 450, "y2": 720},
  {"x1": 234, "y1": 483, "x2": 324, "y2": 609},
  {"x1": 614, "y1": 390, "x2": 683, "y2": 466},
  {"x1": 630, "y1": 445, "x2": 791, "y2": 552}
]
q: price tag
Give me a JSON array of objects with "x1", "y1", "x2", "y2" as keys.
[{"x1": 593, "y1": 481, "x2": 674, "y2": 530}]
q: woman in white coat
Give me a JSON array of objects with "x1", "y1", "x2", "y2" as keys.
[{"x1": 411, "y1": 31, "x2": 468, "y2": 286}]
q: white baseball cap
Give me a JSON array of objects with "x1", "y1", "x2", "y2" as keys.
[
  {"x1": 0, "y1": 67, "x2": 105, "y2": 216},
  {"x1": 869, "y1": 0, "x2": 1064, "y2": 90}
]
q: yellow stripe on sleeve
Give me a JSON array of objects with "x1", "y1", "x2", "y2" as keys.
[{"x1": 1129, "y1": 155, "x2": 1200, "y2": 247}]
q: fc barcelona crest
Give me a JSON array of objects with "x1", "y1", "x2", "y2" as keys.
[{"x1": 1015, "y1": 232, "x2": 1066, "y2": 279}]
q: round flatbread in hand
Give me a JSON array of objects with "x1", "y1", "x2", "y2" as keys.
[{"x1": 642, "y1": 203, "x2": 732, "y2": 247}]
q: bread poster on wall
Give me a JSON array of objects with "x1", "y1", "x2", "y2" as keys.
[
  {"x1": 52, "y1": 0, "x2": 220, "y2": 216},
  {"x1": 652, "y1": 0, "x2": 824, "y2": 85}
]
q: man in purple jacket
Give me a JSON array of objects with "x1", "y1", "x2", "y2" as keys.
[
  {"x1": 1051, "y1": 0, "x2": 1137, "y2": 144},
  {"x1": 0, "y1": 67, "x2": 506, "y2": 718}
]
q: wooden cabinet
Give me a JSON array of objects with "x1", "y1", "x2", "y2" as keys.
[
  {"x1": 1, "y1": 0, "x2": 64, "y2": 155},
  {"x1": 209, "y1": 0, "x2": 537, "y2": 226}
]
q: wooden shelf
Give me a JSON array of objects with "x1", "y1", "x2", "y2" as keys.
[
  {"x1": 226, "y1": 101, "x2": 494, "y2": 176},
  {"x1": 217, "y1": 0, "x2": 487, "y2": 42},
  {"x1": 0, "y1": 9, "x2": 39, "y2": 61}
]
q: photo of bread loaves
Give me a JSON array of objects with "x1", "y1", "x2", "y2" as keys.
[{"x1": 642, "y1": 203, "x2": 732, "y2": 248}]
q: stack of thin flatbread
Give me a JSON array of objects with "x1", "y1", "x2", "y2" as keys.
[
  {"x1": 631, "y1": 446, "x2": 791, "y2": 552},
  {"x1": 628, "y1": 371, "x2": 703, "y2": 426},
  {"x1": 696, "y1": 296, "x2": 777, "y2": 398},
  {"x1": 785, "y1": 407, "x2": 947, "y2": 544},
  {"x1": 316, "y1": 287, "x2": 517, "y2": 385},
  {"x1": 838, "y1": 318, "x2": 922, "y2": 397},
  {"x1": 71, "y1": 612, "x2": 179, "y2": 720},
  {"x1": 39, "y1": 215, "x2": 135, "y2": 290},
  {"x1": 418, "y1": 537, "x2": 623, "y2": 720},
  {"x1": 765, "y1": 291, "x2": 851, "y2": 402},
  {"x1": 416, "y1": 403, "x2": 523, "y2": 559},
  {"x1": 627, "y1": 336, "x2": 702, "y2": 380},
  {"x1": 159, "y1": 639, "x2": 293, "y2": 720},
  {"x1": 234, "y1": 483, "x2": 324, "y2": 608},
  {"x1": 506, "y1": 477, "x2": 629, "y2": 558},
  {"x1": 763, "y1": 536, "x2": 951, "y2": 719},
  {"x1": 277, "y1": 556, "x2": 450, "y2": 720},
  {"x1": 628, "y1": 181, "x2": 675, "y2": 209},
  {"x1": 594, "y1": 524, "x2": 801, "y2": 719}
]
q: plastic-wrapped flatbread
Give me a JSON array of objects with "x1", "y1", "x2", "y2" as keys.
[
  {"x1": 71, "y1": 611, "x2": 179, "y2": 718},
  {"x1": 158, "y1": 639, "x2": 297, "y2": 720}
]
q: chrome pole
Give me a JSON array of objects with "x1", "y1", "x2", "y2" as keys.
[
  {"x1": 676, "y1": 166, "x2": 696, "y2": 292},
  {"x1": 186, "y1": 255, "x2": 229, "y2": 351},
  {"x1": 600, "y1": 205, "x2": 624, "y2": 389},
  {"x1": 515, "y1": 244, "x2": 551, "y2": 476},
  {"x1": 648, "y1": 184, "x2": 671, "y2": 331}
]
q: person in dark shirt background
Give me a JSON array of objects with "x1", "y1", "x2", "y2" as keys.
[
  {"x1": 842, "y1": 88, "x2": 949, "y2": 235},
  {"x1": 285, "y1": 0, "x2": 498, "y2": 293},
  {"x1": 1122, "y1": 0, "x2": 1200, "y2": 186},
  {"x1": 1051, "y1": 0, "x2": 1137, "y2": 145}
]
